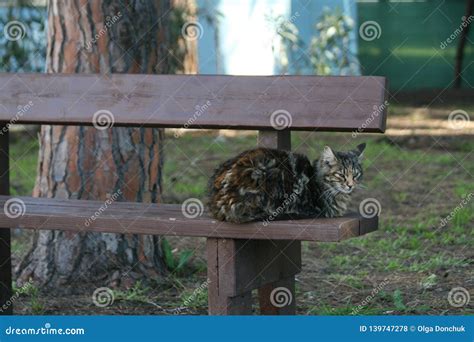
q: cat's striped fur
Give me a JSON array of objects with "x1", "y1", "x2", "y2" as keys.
[{"x1": 207, "y1": 144, "x2": 366, "y2": 223}]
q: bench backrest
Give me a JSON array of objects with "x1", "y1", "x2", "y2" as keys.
[{"x1": 0, "y1": 74, "x2": 387, "y2": 132}]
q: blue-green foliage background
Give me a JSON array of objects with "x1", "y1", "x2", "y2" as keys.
[
  {"x1": 358, "y1": 0, "x2": 474, "y2": 91},
  {"x1": 0, "y1": 4, "x2": 46, "y2": 72}
]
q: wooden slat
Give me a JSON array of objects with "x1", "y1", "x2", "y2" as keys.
[
  {"x1": 0, "y1": 196, "x2": 377, "y2": 242},
  {"x1": 0, "y1": 73, "x2": 387, "y2": 132}
]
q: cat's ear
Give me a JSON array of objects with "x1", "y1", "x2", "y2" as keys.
[
  {"x1": 322, "y1": 146, "x2": 337, "y2": 165},
  {"x1": 356, "y1": 143, "x2": 366, "y2": 160}
]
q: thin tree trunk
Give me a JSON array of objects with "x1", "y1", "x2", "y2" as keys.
[
  {"x1": 16, "y1": 0, "x2": 197, "y2": 290},
  {"x1": 454, "y1": 0, "x2": 473, "y2": 88}
]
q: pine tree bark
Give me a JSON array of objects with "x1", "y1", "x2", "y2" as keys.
[{"x1": 16, "y1": 0, "x2": 197, "y2": 290}]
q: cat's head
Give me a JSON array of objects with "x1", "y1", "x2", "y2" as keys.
[{"x1": 316, "y1": 143, "x2": 366, "y2": 194}]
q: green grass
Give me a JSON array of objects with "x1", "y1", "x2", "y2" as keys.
[
  {"x1": 163, "y1": 133, "x2": 257, "y2": 201},
  {"x1": 9, "y1": 103, "x2": 474, "y2": 314},
  {"x1": 9, "y1": 135, "x2": 38, "y2": 196},
  {"x1": 419, "y1": 274, "x2": 438, "y2": 290},
  {"x1": 393, "y1": 192, "x2": 408, "y2": 203},
  {"x1": 408, "y1": 255, "x2": 469, "y2": 273},
  {"x1": 180, "y1": 284, "x2": 209, "y2": 310},
  {"x1": 13, "y1": 281, "x2": 45, "y2": 314},
  {"x1": 328, "y1": 274, "x2": 365, "y2": 289},
  {"x1": 454, "y1": 182, "x2": 471, "y2": 198},
  {"x1": 161, "y1": 238, "x2": 194, "y2": 275},
  {"x1": 114, "y1": 281, "x2": 153, "y2": 303},
  {"x1": 307, "y1": 288, "x2": 432, "y2": 315},
  {"x1": 11, "y1": 237, "x2": 30, "y2": 255},
  {"x1": 308, "y1": 303, "x2": 386, "y2": 315}
]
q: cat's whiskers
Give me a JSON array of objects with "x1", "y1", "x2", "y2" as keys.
[{"x1": 320, "y1": 186, "x2": 338, "y2": 200}]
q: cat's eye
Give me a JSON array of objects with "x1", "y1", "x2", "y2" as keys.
[{"x1": 334, "y1": 172, "x2": 344, "y2": 179}]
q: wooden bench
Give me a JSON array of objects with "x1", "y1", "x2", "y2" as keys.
[{"x1": 0, "y1": 73, "x2": 387, "y2": 315}]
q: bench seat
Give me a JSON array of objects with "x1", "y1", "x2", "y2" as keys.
[{"x1": 0, "y1": 196, "x2": 377, "y2": 242}]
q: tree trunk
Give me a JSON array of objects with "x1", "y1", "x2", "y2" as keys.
[
  {"x1": 454, "y1": 0, "x2": 473, "y2": 88},
  {"x1": 16, "y1": 0, "x2": 197, "y2": 290}
]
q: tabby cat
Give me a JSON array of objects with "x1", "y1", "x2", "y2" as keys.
[{"x1": 207, "y1": 143, "x2": 366, "y2": 223}]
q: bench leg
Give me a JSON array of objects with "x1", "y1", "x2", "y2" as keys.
[
  {"x1": 208, "y1": 288, "x2": 253, "y2": 315},
  {"x1": 258, "y1": 276, "x2": 296, "y2": 315},
  {"x1": 0, "y1": 228, "x2": 12, "y2": 315},
  {"x1": 207, "y1": 238, "x2": 253, "y2": 315},
  {"x1": 0, "y1": 126, "x2": 12, "y2": 315},
  {"x1": 206, "y1": 238, "x2": 301, "y2": 315}
]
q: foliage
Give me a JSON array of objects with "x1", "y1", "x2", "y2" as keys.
[
  {"x1": 266, "y1": 12, "x2": 305, "y2": 74},
  {"x1": 268, "y1": 7, "x2": 359, "y2": 75},
  {"x1": 0, "y1": 1, "x2": 46, "y2": 72},
  {"x1": 392, "y1": 289, "x2": 407, "y2": 311},
  {"x1": 13, "y1": 281, "x2": 44, "y2": 314},
  {"x1": 310, "y1": 8, "x2": 358, "y2": 75},
  {"x1": 114, "y1": 281, "x2": 152, "y2": 303},
  {"x1": 161, "y1": 238, "x2": 194, "y2": 274}
]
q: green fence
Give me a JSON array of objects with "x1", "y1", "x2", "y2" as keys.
[{"x1": 358, "y1": 0, "x2": 474, "y2": 91}]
